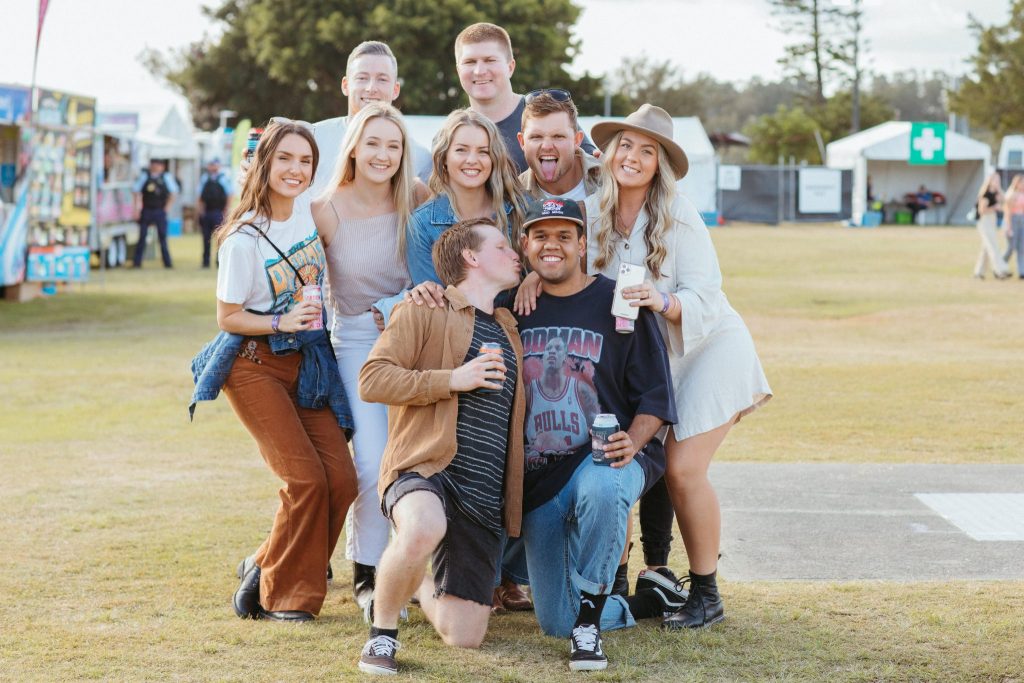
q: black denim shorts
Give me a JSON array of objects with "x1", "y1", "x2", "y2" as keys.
[{"x1": 382, "y1": 472, "x2": 502, "y2": 607}]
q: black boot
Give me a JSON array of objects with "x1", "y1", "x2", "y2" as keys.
[
  {"x1": 353, "y1": 562, "x2": 376, "y2": 612},
  {"x1": 232, "y1": 561, "x2": 262, "y2": 619},
  {"x1": 662, "y1": 570, "x2": 724, "y2": 629}
]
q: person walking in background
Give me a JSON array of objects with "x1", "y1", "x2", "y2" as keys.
[
  {"x1": 197, "y1": 158, "x2": 233, "y2": 268},
  {"x1": 586, "y1": 104, "x2": 773, "y2": 629},
  {"x1": 403, "y1": 109, "x2": 527, "y2": 289},
  {"x1": 1002, "y1": 174, "x2": 1024, "y2": 278},
  {"x1": 189, "y1": 120, "x2": 357, "y2": 623},
  {"x1": 131, "y1": 158, "x2": 178, "y2": 268},
  {"x1": 974, "y1": 172, "x2": 1011, "y2": 280},
  {"x1": 311, "y1": 103, "x2": 417, "y2": 618}
]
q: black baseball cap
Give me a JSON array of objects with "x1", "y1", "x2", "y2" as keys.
[{"x1": 522, "y1": 197, "x2": 585, "y2": 233}]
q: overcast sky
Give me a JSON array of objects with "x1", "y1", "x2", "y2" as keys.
[{"x1": 0, "y1": 0, "x2": 1010, "y2": 115}]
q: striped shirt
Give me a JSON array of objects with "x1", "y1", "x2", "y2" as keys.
[{"x1": 436, "y1": 311, "x2": 517, "y2": 534}]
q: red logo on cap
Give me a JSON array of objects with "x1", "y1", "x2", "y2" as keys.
[{"x1": 542, "y1": 199, "x2": 565, "y2": 214}]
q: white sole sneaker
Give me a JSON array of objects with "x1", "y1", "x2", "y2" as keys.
[
  {"x1": 357, "y1": 661, "x2": 397, "y2": 676},
  {"x1": 569, "y1": 659, "x2": 608, "y2": 672}
]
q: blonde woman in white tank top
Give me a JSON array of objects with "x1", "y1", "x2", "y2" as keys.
[{"x1": 312, "y1": 103, "x2": 418, "y2": 614}]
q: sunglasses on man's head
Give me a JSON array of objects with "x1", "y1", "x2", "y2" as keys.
[
  {"x1": 525, "y1": 88, "x2": 572, "y2": 104},
  {"x1": 269, "y1": 116, "x2": 314, "y2": 131}
]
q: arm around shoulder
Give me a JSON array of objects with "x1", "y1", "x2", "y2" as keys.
[{"x1": 358, "y1": 301, "x2": 453, "y2": 406}]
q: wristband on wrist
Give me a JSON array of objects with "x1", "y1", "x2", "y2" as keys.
[
  {"x1": 271, "y1": 313, "x2": 282, "y2": 333},
  {"x1": 660, "y1": 292, "x2": 671, "y2": 314}
]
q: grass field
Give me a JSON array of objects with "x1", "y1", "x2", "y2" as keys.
[{"x1": 1, "y1": 224, "x2": 1022, "y2": 681}]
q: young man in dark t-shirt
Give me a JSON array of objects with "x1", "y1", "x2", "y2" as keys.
[
  {"x1": 356, "y1": 218, "x2": 525, "y2": 676},
  {"x1": 505, "y1": 198, "x2": 679, "y2": 672}
]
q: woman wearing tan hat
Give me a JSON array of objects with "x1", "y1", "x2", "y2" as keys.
[{"x1": 586, "y1": 104, "x2": 772, "y2": 629}]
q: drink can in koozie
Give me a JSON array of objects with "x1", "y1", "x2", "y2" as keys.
[
  {"x1": 614, "y1": 316, "x2": 635, "y2": 334},
  {"x1": 302, "y1": 284, "x2": 323, "y2": 330},
  {"x1": 591, "y1": 413, "x2": 620, "y2": 465},
  {"x1": 478, "y1": 341, "x2": 503, "y2": 394}
]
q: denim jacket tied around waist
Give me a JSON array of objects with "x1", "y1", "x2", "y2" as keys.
[{"x1": 189, "y1": 328, "x2": 354, "y2": 437}]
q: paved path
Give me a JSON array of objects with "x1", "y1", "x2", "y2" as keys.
[{"x1": 712, "y1": 463, "x2": 1024, "y2": 581}]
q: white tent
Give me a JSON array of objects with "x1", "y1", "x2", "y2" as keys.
[
  {"x1": 402, "y1": 115, "x2": 717, "y2": 218},
  {"x1": 827, "y1": 121, "x2": 990, "y2": 225},
  {"x1": 997, "y1": 135, "x2": 1024, "y2": 171}
]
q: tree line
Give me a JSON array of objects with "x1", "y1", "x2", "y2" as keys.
[{"x1": 146, "y1": 0, "x2": 1024, "y2": 164}]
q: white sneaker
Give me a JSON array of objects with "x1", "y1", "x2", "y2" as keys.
[{"x1": 568, "y1": 623, "x2": 607, "y2": 671}]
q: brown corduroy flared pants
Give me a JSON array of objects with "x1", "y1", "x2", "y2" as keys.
[{"x1": 224, "y1": 338, "x2": 357, "y2": 614}]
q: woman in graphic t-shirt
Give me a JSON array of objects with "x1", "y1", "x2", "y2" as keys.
[
  {"x1": 311, "y1": 103, "x2": 417, "y2": 615},
  {"x1": 213, "y1": 120, "x2": 357, "y2": 622}
]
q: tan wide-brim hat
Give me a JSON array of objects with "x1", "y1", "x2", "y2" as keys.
[{"x1": 591, "y1": 104, "x2": 689, "y2": 180}]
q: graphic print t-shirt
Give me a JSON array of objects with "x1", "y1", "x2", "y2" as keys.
[
  {"x1": 216, "y1": 205, "x2": 326, "y2": 314},
  {"x1": 516, "y1": 275, "x2": 677, "y2": 512}
]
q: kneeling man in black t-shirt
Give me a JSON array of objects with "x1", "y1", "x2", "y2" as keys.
[{"x1": 505, "y1": 198, "x2": 678, "y2": 672}]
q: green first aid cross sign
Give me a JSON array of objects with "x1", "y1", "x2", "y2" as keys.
[{"x1": 909, "y1": 122, "x2": 947, "y2": 165}]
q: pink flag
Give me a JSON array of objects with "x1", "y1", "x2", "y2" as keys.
[{"x1": 37, "y1": 0, "x2": 50, "y2": 47}]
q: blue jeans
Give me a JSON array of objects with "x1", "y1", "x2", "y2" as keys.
[{"x1": 504, "y1": 456, "x2": 646, "y2": 637}]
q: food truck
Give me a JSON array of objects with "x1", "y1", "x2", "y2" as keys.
[{"x1": 0, "y1": 84, "x2": 96, "y2": 299}]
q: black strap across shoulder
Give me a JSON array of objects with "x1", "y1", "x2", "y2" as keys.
[{"x1": 243, "y1": 221, "x2": 307, "y2": 286}]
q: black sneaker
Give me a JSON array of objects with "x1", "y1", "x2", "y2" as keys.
[
  {"x1": 662, "y1": 579, "x2": 724, "y2": 629},
  {"x1": 635, "y1": 568, "x2": 689, "y2": 616},
  {"x1": 358, "y1": 634, "x2": 400, "y2": 675},
  {"x1": 568, "y1": 623, "x2": 607, "y2": 672},
  {"x1": 634, "y1": 566, "x2": 679, "y2": 593}
]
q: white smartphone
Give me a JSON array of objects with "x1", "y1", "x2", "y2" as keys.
[{"x1": 611, "y1": 262, "x2": 646, "y2": 319}]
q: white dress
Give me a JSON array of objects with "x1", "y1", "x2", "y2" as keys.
[{"x1": 585, "y1": 193, "x2": 772, "y2": 441}]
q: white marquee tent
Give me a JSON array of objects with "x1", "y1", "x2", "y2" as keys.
[
  {"x1": 826, "y1": 122, "x2": 990, "y2": 225},
  {"x1": 402, "y1": 115, "x2": 718, "y2": 218}
]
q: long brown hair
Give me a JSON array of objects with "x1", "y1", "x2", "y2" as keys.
[
  {"x1": 216, "y1": 121, "x2": 319, "y2": 245},
  {"x1": 428, "y1": 108, "x2": 527, "y2": 246}
]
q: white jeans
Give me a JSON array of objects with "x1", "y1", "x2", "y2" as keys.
[
  {"x1": 332, "y1": 311, "x2": 390, "y2": 567},
  {"x1": 975, "y1": 213, "x2": 1010, "y2": 277}
]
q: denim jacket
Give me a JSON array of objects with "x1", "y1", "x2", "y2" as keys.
[
  {"x1": 189, "y1": 329, "x2": 355, "y2": 437},
  {"x1": 404, "y1": 193, "x2": 515, "y2": 286}
]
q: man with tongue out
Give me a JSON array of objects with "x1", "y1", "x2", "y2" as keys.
[{"x1": 517, "y1": 91, "x2": 602, "y2": 203}]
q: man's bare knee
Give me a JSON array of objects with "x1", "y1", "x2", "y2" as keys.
[
  {"x1": 392, "y1": 491, "x2": 446, "y2": 558},
  {"x1": 441, "y1": 631, "x2": 484, "y2": 649}
]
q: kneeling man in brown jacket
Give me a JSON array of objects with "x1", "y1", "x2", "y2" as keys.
[{"x1": 356, "y1": 217, "x2": 525, "y2": 675}]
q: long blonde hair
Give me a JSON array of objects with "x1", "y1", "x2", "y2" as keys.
[
  {"x1": 217, "y1": 121, "x2": 319, "y2": 244},
  {"x1": 592, "y1": 130, "x2": 677, "y2": 280},
  {"x1": 428, "y1": 108, "x2": 527, "y2": 246},
  {"x1": 319, "y1": 103, "x2": 414, "y2": 255}
]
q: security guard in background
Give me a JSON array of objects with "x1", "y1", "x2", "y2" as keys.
[
  {"x1": 132, "y1": 158, "x2": 179, "y2": 269},
  {"x1": 197, "y1": 158, "x2": 233, "y2": 268}
]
